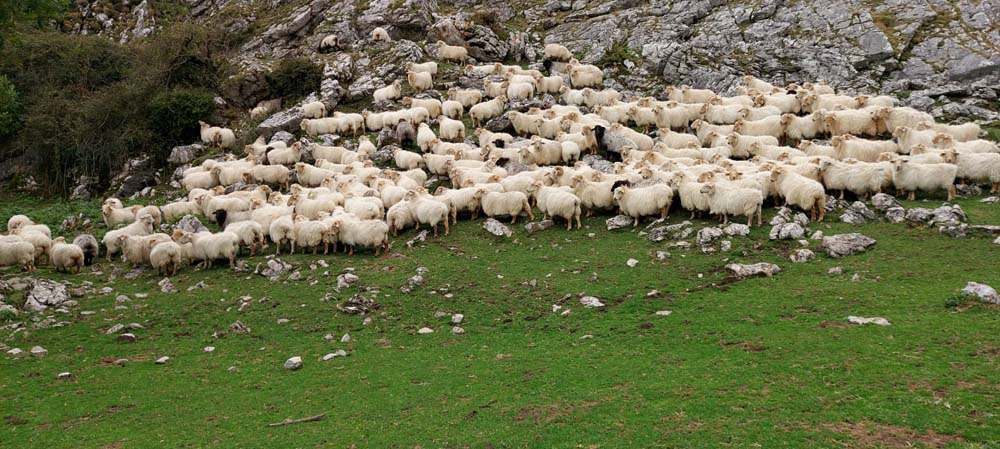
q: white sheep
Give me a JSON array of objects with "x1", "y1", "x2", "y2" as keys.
[
  {"x1": 334, "y1": 217, "x2": 390, "y2": 256},
  {"x1": 267, "y1": 142, "x2": 302, "y2": 166},
  {"x1": 406, "y1": 70, "x2": 433, "y2": 92},
  {"x1": 770, "y1": 167, "x2": 826, "y2": 221},
  {"x1": 952, "y1": 152, "x2": 1000, "y2": 193},
  {"x1": 529, "y1": 184, "x2": 582, "y2": 230},
  {"x1": 892, "y1": 126, "x2": 940, "y2": 153},
  {"x1": 438, "y1": 116, "x2": 466, "y2": 142},
  {"x1": 174, "y1": 230, "x2": 240, "y2": 268},
  {"x1": 102, "y1": 203, "x2": 142, "y2": 228},
  {"x1": 468, "y1": 97, "x2": 507, "y2": 128},
  {"x1": 733, "y1": 116, "x2": 783, "y2": 138},
  {"x1": 6, "y1": 215, "x2": 32, "y2": 232},
  {"x1": 568, "y1": 65, "x2": 603, "y2": 88},
  {"x1": 249, "y1": 165, "x2": 290, "y2": 190},
  {"x1": 149, "y1": 240, "x2": 183, "y2": 276},
  {"x1": 225, "y1": 221, "x2": 266, "y2": 256},
  {"x1": 561, "y1": 141, "x2": 581, "y2": 163},
  {"x1": 544, "y1": 43, "x2": 573, "y2": 61},
  {"x1": 832, "y1": 135, "x2": 900, "y2": 162},
  {"x1": 819, "y1": 160, "x2": 887, "y2": 199},
  {"x1": 916, "y1": 121, "x2": 980, "y2": 142},
  {"x1": 407, "y1": 61, "x2": 438, "y2": 75},
  {"x1": 301, "y1": 101, "x2": 326, "y2": 119},
  {"x1": 612, "y1": 184, "x2": 673, "y2": 227},
  {"x1": 268, "y1": 215, "x2": 295, "y2": 255},
  {"x1": 394, "y1": 148, "x2": 424, "y2": 170},
  {"x1": 780, "y1": 113, "x2": 822, "y2": 142},
  {"x1": 823, "y1": 109, "x2": 877, "y2": 136},
  {"x1": 504, "y1": 81, "x2": 534, "y2": 100},
  {"x1": 402, "y1": 191, "x2": 450, "y2": 237},
  {"x1": 436, "y1": 40, "x2": 468, "y2": 61},
  {"x1": 182, "y1": 169, "x2": 218, "y2": 191},
  {"x1": 373, "y1": 80, "x2": 402, "y2": 103},
  {"x1": 478, "y1": 190, "x2": 534, "y2": 224},
  {"x1": 891, "y1": 159, "x2": 957, "y2": 201},
  {"x1": 0, "y1": 240, "x2": 35, "y2": 271},
  {"x1": 568, "y1": 176, "x2": 616, "y2": 217},
  {"x1": 102, "y1": 216, "x2": 154, "y2": 261},
  {"x1": 48, "y1": 237, "x2": 84, "y2": 274}
]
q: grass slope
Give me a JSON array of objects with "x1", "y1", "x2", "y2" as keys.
[{"x1": 1, "y1": 195, "x2": 999, "y2": 448}]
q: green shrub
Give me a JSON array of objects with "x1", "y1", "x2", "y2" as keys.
[
  {"x1": 266, "y1": 57, "x2": 322, "y2": 102},
  {"x1": 148, "y1": 88, "x2": 216, "y2": 150},
  {"x1": 0, "y1": 75, "x2": 18, "y2": 138}
]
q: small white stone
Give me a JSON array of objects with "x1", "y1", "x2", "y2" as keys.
[
  {"x1": 7, "y1": 348, "x2": 23, "y2": 356},
  {"x1": 323, "y1": 333, "x2": 335, "y2": 341},
  {"x1": 451, "y1": 313, "x2": 464, "y2": 324},
  {"x1": 203, "y1": 346, "x2": 215, "y2": 353},
  {"x1": 56, "y1": 372, "x2": 73, "y2": 380},
  {"x1": 626, "y1": 258, "x2": 638, "y2": 267},
  {"x1": 848, "y1": 316, "x2": 890, "y2": 326},
  {"x1": 362, "y1": 317, "x2": 373, "y2": 326},
  {"x1": 560, "y1": 309, "x2": 572, "y2": 316},
  {"x1": 284, "y1": 356, "x2": 303, "y2": 370},
  {"x1": 579, "y1": 296, "x2": 605, "y2": 308},
  {"x1": 655, "y1": 310, "x2": 673, "y2": 316},
  {"x1": 417, "y1": 327, "x2": 434, "y2": 334},
  {"x1": 340, "y1": 334, "x2": 351, "y2": 343},
  {"x1": 451, "y1": 326, "x2": 465, "y2": 335},
  {"x1": 30, "y1": 346, "x2": 48, "y2": 357},
  {"x1": 552, "y1": 304, "x2": 562, "y2": 312},
  {"x1": 155, "y1": 356, "x2": 170, "y2": 364},
  {"x1": 276, "y1": 318, "x2": 289, "y2": 324}
]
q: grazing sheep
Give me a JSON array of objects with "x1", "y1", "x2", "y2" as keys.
[
  {"x1": 0, "y1": 240, "x2": 35, "y2": 272},
  {"x1": 436, "y1": 41, "x2": 468, "y2": 61},
  {"x1": 402, "y1": 97, "x2": 442, "y2": 118},
  {"x1": 891, "y1": 159, "x2": 957, "y2": 200},
  {"x1": 770, "y1": 167, "x2": 826, "y2": 221},
  {"x1": 301, "y1": 101, "x2": 326, "y2": 119},
  {"x1": 568, "y1": 64, "x2": 603, "y2": 88},
  {"x1": 544, "y1": 43, "x2": 573, "y2": 61},
  {"x1": 407, "y1": 61, "x2": 438, "y2": 75},
  {"x1": 613, "y1": 184, "x2": 673, "y2": 227},
  {"x1": 438, "y1": 116, "x2": 466, "y2": 142},
  {"x1": 335, "y1": 217, "x2": 390, "y2": 256},
  {"x1": 373, "y1": 80, "x2": 403, "y2": 103},
  {"x1": 671, "y1": 174, "x2": 712, "y2": 219},
  {"x1": 267, "y1": 142, "x2": 303, "y2": 166},
  {"x1": 248, "y1": 165, "x2": 290, "y2": 190},
  {"x1": 700, "y1": 183, "x2": 763, "y2": 226},
  {"x1": 406, "y1": 70, "x2": 433, "y2": 91},
  {"x1": 952, "y1": 152, "x2": 1000, "y2": 192},
  {"x1": 102, "y1": 216, "x2": 154, "y2": 261},
  {"x1": 469, "y1": 97, "x2": 506, "y2": 127},
  {"x1": 504, "y1": 81, "x2": 534, "y2": 100},
  {"x1": 73, "y1": 234, "x2": 99, "y2": 266},
  {"x1": 48, "y1": 237, "x2": 84, "y2": 274},
  {"x1": 118, "y1": 233, "x2": 170, "y2": 267},
  {"x1": 269, "y1": 215, "x2": 295, "y2": 255},
  {"x1": 371, "y1": 27, "x2": 390, "y2": 41},
  {"x1": 6, "y1": 215, "x2": 32, "y2": 232},
  {"x1": 402, "y1": 191, "x2": 450, "y2": 237},
  {"x1": 832, "y1": 135, "x2": 900, "y2": 162},
  {"x1": 535, "y1": 75, "x2": 564, "y2": 94},
  {"x1": 225, "y1": 221, "x2": 266, "y2": 256},
  {"x1": 478, "y1": 190, "x2": 534, "y2": 224},
  {"x1": 529, "y1": 183, "x2": 582, "y2": 230},
  {"x1": 172, "y1": 230, "x2": 240, "y2": 268},
  {"x1": 149, "y1": 240, "x2": 183, "y2": 276}
]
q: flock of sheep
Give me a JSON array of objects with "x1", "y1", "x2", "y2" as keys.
[{"x1": 2, "y1": 34, "x2": 999, "y2": 277}]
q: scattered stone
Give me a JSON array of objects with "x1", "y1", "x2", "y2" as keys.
[
  {"x1": 451, "y1": 326, "x2": 466, "y2": 335},
  {"x1": 829, "y1": 267, "x2": 843, "y2": 277},
  {"x1": 158, "y1": 277, "x2": 177, "y2": 293},
  {"x1": 961, "y1": 282, "x2": 999, "y2": 304},
  {"x1": 644, "y1": 221, "x2": 693, "y2": 242},
  {"x1": 606, "y1": 215, "x2": 633, "y2": 230},
  {"x1": 405, "y1": 230, "x2": 430, "y2": 248},
  {"x1": 30, "y1": 346, "x2": 48, "y2": 357},
  {"x1": 117, "y1": 333, "x2": 137, "y2": 343},
  {"x1": 258, "y1": 259, "x2": 293, "y2": 279},
  {"x1": 884, "y1": 207, "x2": 906, "y2": 223},
  {"x1": 229, "y1": 320, "x2": 251, "y2": 334},
  {"x1": 870, "y1": 193, "x2": 901, "y2": 212},
  {"x1": 770, "y1": 207, "x2": 809, "y2": 227},
  {"x1": 726, "y1": 263, "x2": 781, "y2": 278},
  {"x1": 115, "y1": 294, "x2": 131, "y2": 302},
  {"x1": 337, "y1": 294, "x2": 377, "y2": 314},
  {"x1": 155, "y1": 356, "x2": 170, "y2": 364},
  {"x1": 840, "y1": 201, "x2": 877, "y2": 223},
  {"x1": 769, "y1": 223, "x2": 805, "y2": 240},
  {"x1": 322, "y1": 350, "x2": 349, "y2": 361},
  {"x1": 7, "y1": 348, "x2": 23, "y2": 356},
  {"x1": 656, "y1": 251, "x2": 671, "y2": 260},
  {"x1": 57, "y1": 372, "x2": 74, "y2": 380},
  {"x1": 340, "y1": 334, "x2": 351, "y2": 343},
  {"x1": 626, "y1": 258, "x2": 639, "y2": 267},
  {"x1": 723, "y1": 223, "x2": 750, "y2": 236},
  {"x1": 654, "y1": 310, "x2": 672, "y2": 316},
  {"x1": 720, "y1": 240, "x2": 732, "y2": 252},
  {"x1": 790, "y1": 249, "x2": 815, "y2": 263},
  {"x1": 284, "y1": 356, "x2": 303, "y2": 370},
  {"x1": 482, "y1": 218, "x2": 512, "y2": 237},
  {"x1": 821, "y1": 233, "x2": 877, "y2": 258},
  {"x1": 524, "y1": 219, "x2": 555, "y2": 233},
  {"x1": 451, "y1": 313, "x2": 464, "y2": 324},
  {"x1": 417, "y1": 327, "x2": 434, "y2": 334},
  {"x1": 696, "y1": 227, "x2": 724, "y2": 245},
  {"x1": 848, "y1": 316, "x2": 891, "y2": 326},
  {"x1": 173, "y1": 215, "x2": 208, "y2": 234},
  {"x1": 363, "y1": 317, "x2": 373, "y2": 326},
  {"x1": 106, "y1": 323, "x2": 125, "y2": 334},
  {"x1": 204, "y1": 346, "x2": 216, "y2": 353},
  {"x1": 980, "y1": 196, "x2": 998, "y2": 204},
  {"x1": 851, "y1": 273, "x2": 863, "y2": 282},
  {"x1": 336, "y1": 273, "x2": 360, "y2": 291},
  {"x1": 187, "y1": 281, "x2": 208, "y2": 292},
  {"x1": 113, "y1": 358, "x2": 128, "y2": 366},
  {"x1": 579, "y1": 296, "x2": 605, "y2": 308},
  {"x1": 22, "y1": 280, "x2": 70, "y2": 313}
]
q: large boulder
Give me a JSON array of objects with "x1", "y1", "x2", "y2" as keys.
[
  {"x1": 23, "y1": 280, "x2": 71, "y2": 313},
  {"x1": 821, "y1": 233, "x2": 877, "y2": 258}
]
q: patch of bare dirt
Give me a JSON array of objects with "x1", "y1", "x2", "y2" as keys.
[{"x1": 820, "y1": 420, "x2": 964, "y2": 448}]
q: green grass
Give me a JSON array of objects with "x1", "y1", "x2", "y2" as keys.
[{"x1": 1, "y1": 193, "x2": 999, "y2": 448}]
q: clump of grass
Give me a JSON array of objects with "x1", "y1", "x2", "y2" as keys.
[{"x1": 596, "y1": 40, "x2": 640, "y2": 69}]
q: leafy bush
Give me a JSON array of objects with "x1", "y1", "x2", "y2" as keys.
[
  {"x1": 0, "y1": 75, "x2": 18, "y2": 138},
  {"x1": 148, "y1": 88, "x2": 216, "y2": 149},
  {"x1": 266, "y1": 57, "x2": 322, "y2": 102}
]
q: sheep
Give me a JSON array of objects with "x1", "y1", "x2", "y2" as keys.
[
  {"x1": 102, "y1": 203, "x2": 142, "y2": 228},
  {"x1": 438, "y1": 100, "x2": 463, "y2": 120},
  {"x1": 373, "y1": 80, "x2": 402, "y2": 103},
  {"x1": 172, "y1": 230, "x2": 240, "y2": 268},
  {"x1": 269, "y1": 215, "x2": 295, "y2": 255},
  {"x1": 691, "y1": 120, "x2": 734, "y2": 144},
  {"x1": 952, "y1": 152, "x2": 1000, "y2": 192},
  {"x1": 301, "y1": 101, "x2": 326, "y2": 119},
  {"x1": 780, "y1": 113, "x2": 822, "y2": 142},
  {"x1": 612, "y1": 184, "x2": 673, "y2": 227},
  {"x1": 874, "y1": 106, "x2": 934, "y2": 135},
  {"x1": 6, "y1": 215, "x2": 32, "y2": 232},
  {"x1": 568, "y1": 176, "x2": 616, "y2": 217},
  {"x1": 916, "y1": 121, "x2": 980, "y2": 142},
  {"x1": 395, "y1": 119, "x2": 415, "y2": 148},
  {"x1": 484, "y1": 80, "x2": 506, "y2": 98},
  {"x1": 529, "y1": 183, "x2": 582, "y2": 230},
  {"x1": 102, "y1": 216, "x2": 154, "y2": 261},
  {"x1": 289, "y1": 216, "x2": 328, "y2": 255},
  {"x1": 743, "y1": 75, "x2": 781, "y2": 93},
  {"x1": 198, "y1": 121, "x2": 235, "y2": 148},
  {"x1": 504, "y1": 81, "x2": 534, "y2": 100},
  {"x1": 366, "y1": 25, "x2": 389, "y2": 41},
  {"x1": 401, "y1": 97, "x2": 441, "y2": 118},
  {"x1": 248, "y1": 165, "x2": 290, "y2": 190},
  {"x1": 149, "y1": 240, "x2": 183, "y2": 276},
  {"x1": 407, "y1": 61, "x2": 438, "y2": 75},
  {"x1": 581, "y1": 88, "x2": 620, "y2": 108},
  {"x1": 434, "y1": 186, "x2": 482, "y2": 224},
  {"x1": 561, "y1": 141, "x2": 581, "y2": 163},
  {"x1": 386, "y1": 201, "x2": 416, "y2": 236},
  {"x1": 436, "y1": 40, "x2": 468, "y2": 61},
  {"x1": 0, "y1": 240, "x2": 35, "y2": 271},
  {"x1": 609, "y1": 123, "x2": 653, "y2": 151},
  {"x1": 544, "y1": 43, "x2": 573, "y2": 61},
  {"x1": 288, "y1": 192, "x2": 341, "y2": 219},
  {"x1": 520, "y1": 140, "x2": 563, "y2": 166},
  {"x1": 267, "y1": 142, "x2": 302, "y2": 165},
  {"x1": 47, "y1": 237, "x2": 84, "y2": 274},
  {"x1": 755, "y1": 93, "x2": 800, "y2": 113},
  {"x1": 892, "y1": 126, "x2": 940, "y2": 153},
  {"x1": 946, "y1": 138, "x2": 999, "y2": 154},
  {"x1": 406, "y1": 70, "x2": 433, "y2": 92},
  {"x1": 855, "y1": 95, "x2": 895, "y2": 108},
  {"x1": 819, "y1": 160, "x2": 887, "y2": 199},
  {"x1": 344, "y1": 197, "x2": 384, "y2": 220},
  {"x1": 823, "y1": 109, "x2": 878, "y2": 136},
  {"x1": 438, "y1": 116, "x2": 466, "y2": 142},
  {"x1": 225, "y1": 221, "x2": 266, "y2": 256},
  {"x1": 402, "y1": 191, "x2": 450, "y2": 237},
  {"x1": 477, "y1": 190, "x2": 534, "y2": 224},
  {"x1": 832, "y1": 135, "x2": 900, "y2": 162},
  {"x1": 770, "y1": 167, "x2": 826, "y2": 221},
  {"x1": 738, "y1": 105, "x2": 783, "y2": 121},
  {"x1": 733, "y1": 116, "x2": 783, "y2": 138},
  {"x1": 700, "y1": 183, "x2": 763, "y2": 226},
  {"x1": 182, "y1": 169, "x2": 218, "y2": 191},
  {"x1": 890, "y1": 159, "x2": 957, "y2": 201},
  {"x1": 448, "y1": 88, "x2": 483, "y2": 108},
  {"x1": 568, "y1": 64, "x2": 603, "y2": 88},
  {"x1": 250, "y1": 99, "x2": 281, "y2": 120},
  {"x1": 535, "y1": 75, "x2": 564, "y2": 94},
  {"x1": 670, "y1": 174, "x2": 712, "y2": 219},
  {"x1": 294, "y1": 163, "x2": 336, "y2": 187},
  {"x1": 117, "y1": 233, "x2": 169, "y2": 267},
  {"x1": 394, "y1": 148, "x2": 424, "y2": 170},
  {"x1": 73, "y1": 234, "x2": 99, "y2": 266},
  {"x1": 136, "y1": 205, "x2": 162, "y2": 227},
  {"x1": 334, "y1": 217, "x2": 390, "y2": 256},
  {"x1": 798, "y1": 140, "x2": 838, "y2": 158}
]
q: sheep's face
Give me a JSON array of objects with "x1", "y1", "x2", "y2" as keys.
[
  {"x1": 612, "y1": 189, "x2": 626, "y2": 201},
  {"x1": 699, "y1": 184, "x2": 715, "y2": 195},
  {"x1": 892, "y1": 126, "x2": 908, "y2": 138}
]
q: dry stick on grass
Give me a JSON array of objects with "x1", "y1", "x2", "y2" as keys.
[{"x1": 267, "y1": 414, "x2": 326, "y2": 427}]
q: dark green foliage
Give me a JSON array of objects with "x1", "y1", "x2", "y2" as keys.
[
  {"x1": 0, "y1": 0, "x2": 68, "y2": 34},
  {"x1": 0, "y1": 75, "x2": 18, "y2": 138},
  {"x1": 148, "y1": 88, "x2": 216, "y2": 150},
  {"x1": 266, "y1": 57, "x2": 323, "y2": 102}
]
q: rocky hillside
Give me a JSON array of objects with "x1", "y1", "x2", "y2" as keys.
[{"x1": 71, "y1": 0, "x2": 1000, "y2": 116}]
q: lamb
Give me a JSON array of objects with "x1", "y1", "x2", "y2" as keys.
[
  {"x1": 0, "y1": 240, "x2": 35, "y2": 271},
  {"x1": 334, "y1": 217, "x2": 390, "y2": 256},
  {"x1": 612, "y1": 184, "x2": 673, "y2": 227},
  {"x1": 770, "y1": 167, "x2": 826, "y2": 221},
  {"x1": 441, "y1": 100, "x2": 463, "y2": 119},
  {"x1": 172, "y1": 230, "x2": 240, "y2": 268},
  {"x1": 394, "y1": 148, "x2": 424, "y2": 170},
  {"x1": 73, "y1": 234, "x2": 99, "y2": 266},
  {"x1": 402, "y1": 191, "x2": 450, "y2": 237},
  {"x1": 891, "y1": 159, "x2": 957, "y2": 200},
  {"x1": 149, "y1": 240, "x2": 183, "y2": 276},
  {"x1": 407, "y1": 61, "x2": 438, "y2": 75},
  {"x1": 438, "y1": 116, "x2": 466, "y2": 142},
  {"x1": 367, "y1": 26, "x2": 390, "y2": 41},
  {"x1": 477, "y1": 190, "x2": 534, "y2": 224},
  {"x1": 819, "y1": 160, "x2": 887, "y2": 199},
  {"x1": 373, "y1": 80, "x2": 402, "y2": 103},
  {"x1": 952, "y1": 152, "x2": 1000, "y2": 192},
  {"x1": 436, "y1": 40, "x2": 468, "y2": 61},
  {"x1": 700, "y1": 183, "x2": 763, "y2": 226},
  {"x1": 301, "y1": 101, "x2": 326, "y2": 119},
  {"x1": 102, "y1": 216, "x2": 154, "y2": 261},
  {"x1": 544, "y1": 43, "x2": 573, "y2": 61},
  {"x1": 269, "y1": 215, "x2": 295, "y2": 255},
  {"x1": 47, "y1": 237, "x2": 84, "y2": 274},
  {"x1": 529, "y1": 183, "x2": 582, "y2": 230},
  {"x1": 832, "y1": 135, "x2": 900, "y2": 162},
  {"x1": 916, "y1": 121, "x2": 980, "y2": 142},
  {"x1": 406, "y1": 70, "x2": 433, "y2": 91},
  {"x1": 267, "y1": 142, "x2": 302, "y2": 166},
  {"x1": 225, "y1": 221, "x2": 266, "y2": 256},
  {"x1": 733, "y1": 116, "x2": 784, "y2": 138}
]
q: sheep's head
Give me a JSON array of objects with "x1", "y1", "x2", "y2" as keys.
[
  {"x1": 932, "y1": 134, "x2": 953, "y2": 146},
  {"x1": 892, "y1": 126, "x2": 909, "y2": 138},
  {"x1": 698, "y1": 183, "x2": 716, "y2": 195},
  {"x1": 941, "y1": 149, "x2": 958, "y2": 164},
  {"x1": 171, "y1": 229, "x2": 188, "y2": 243}
]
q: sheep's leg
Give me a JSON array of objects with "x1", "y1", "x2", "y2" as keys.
[
  {"x1": 747, "y1": 215, "x2": 753, "y2": 227},
  {"x1": 632, "y1": 216, "x2": 639, "y2": 227},
  {"x1": 947, "y1": 185, "x2": 956, "y2": 202},
  {"x1": 229, "y1": 255, "x2": 235, "y2": 268},
  {"x1": 274, "y1": 241, "x2": 281, "y2": 255},
  {"x1": 290, "y1": 241, "x2": 296, "y2": 254},
  {"x1": 585, "y1": 209, "x2": 593, "y2": 217},
  {"x1": 444, "y1": 220, "x2": 450, "y2": 236},
  {"x1": 527, "y1": 208, "x2": 535, "y2": 221},
  {"x1": 992, "y1": 182, "x2": 999, "y2": 194},
  {"x1": 907, "y1": 191, "x2": 915, "y2": 201},
  {"x1": 511, "y1": 215, "x2": 517, "y2": 225},
  {"x1": 689, "y1": 211, "x2": 695, "y2": 220},
  {"x1": 722, "y1": 214, "x2": 729, "y2": 225},
  {"x1": 838, "y1": 190, "x2": 844, "y2": 200},
  {"x1": 661, "y1": 207, "x2": 669, "y2": 220},
  {"x1": 575, "y1": 214, "x2": 582, "y2": 229},
  {"x1": 313, "y1": 246, "x2": 318, "y2": 255},
  {"x1": 567, "y1": 217, "x2": 574, "y2": 231},
  {"x1": 433, "y1": 224, "x2": 439, "y2": 238}
]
